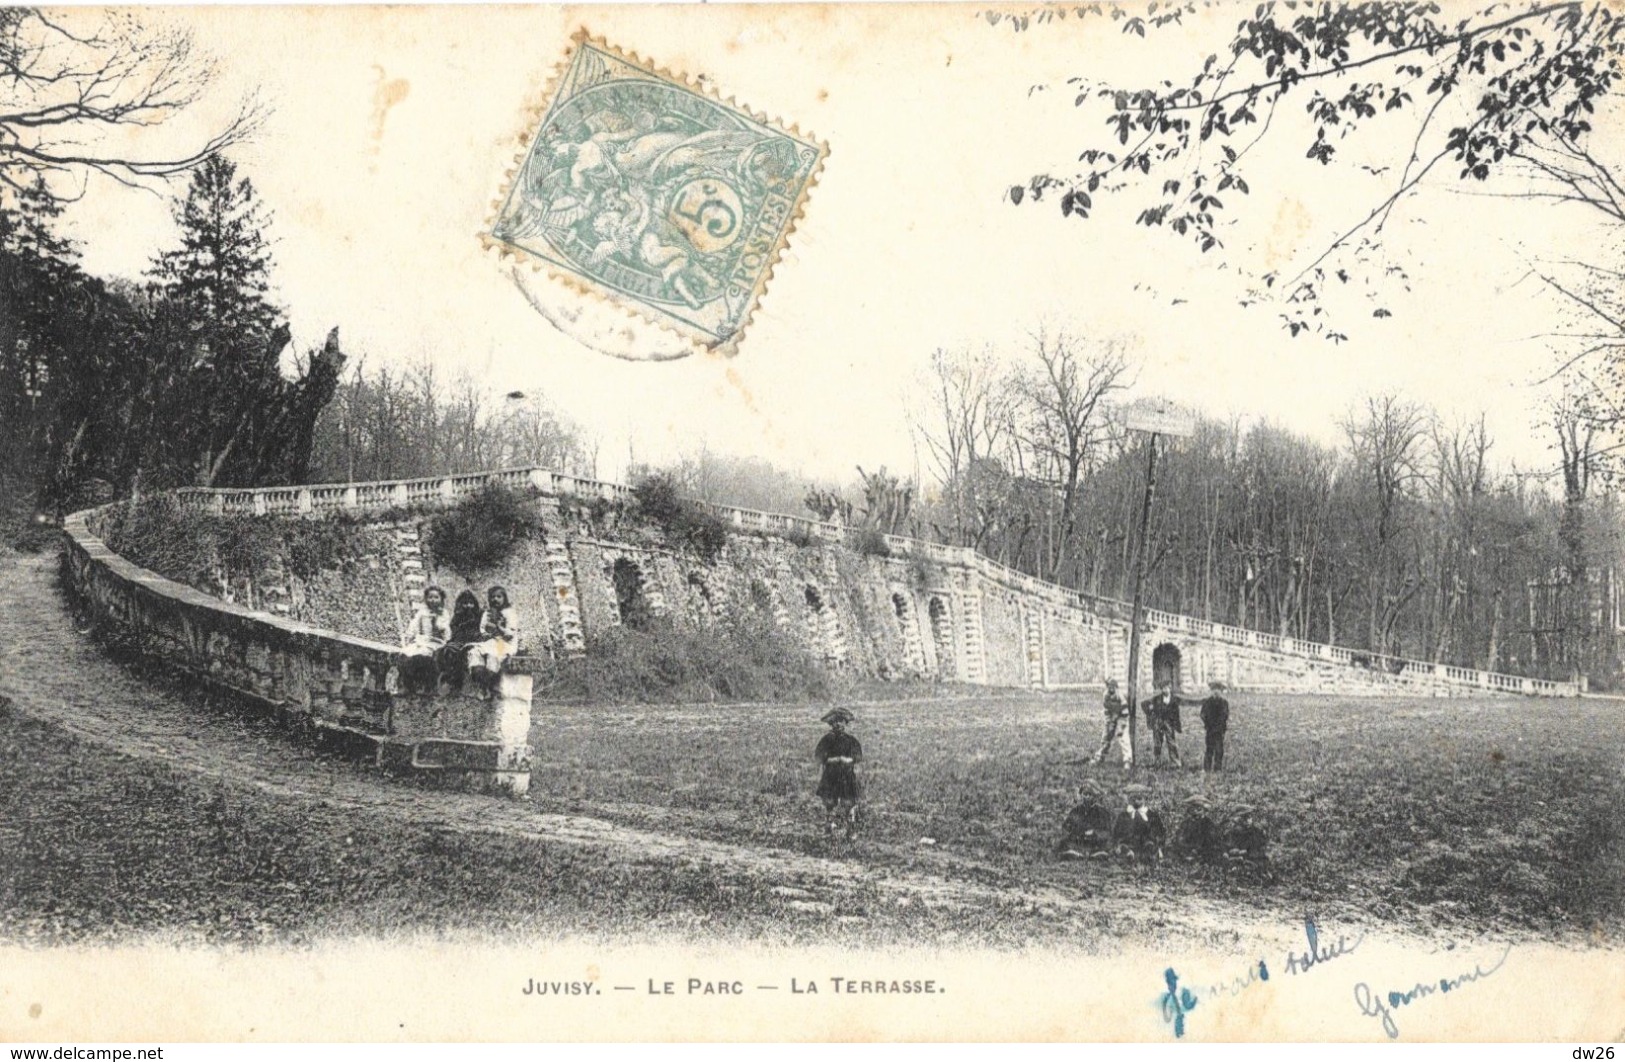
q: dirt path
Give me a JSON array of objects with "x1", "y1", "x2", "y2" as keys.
[{"x1": 0, "y1": 551, "x2": 1309, "y2": 951}]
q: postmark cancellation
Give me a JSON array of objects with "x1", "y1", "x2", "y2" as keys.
[{"x1": 486, "y1": 34, "x2": 828, "y2": 354}]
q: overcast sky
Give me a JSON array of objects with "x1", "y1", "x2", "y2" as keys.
[{"x1": 58, "y1": 3, "x2": 1608, "y2": 485}]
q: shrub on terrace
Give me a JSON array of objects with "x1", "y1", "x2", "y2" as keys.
[{"x1": 427, "y1": 483, "x2": 546, "y2": 577}]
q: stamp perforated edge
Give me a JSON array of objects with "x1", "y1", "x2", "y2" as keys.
[{"x1": 480, "y1": 29, "x2": 830, "y2": 358}]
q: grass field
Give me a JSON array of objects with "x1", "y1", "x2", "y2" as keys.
[
  {"x1": 0, "y1": 700, "x2": 812, "y2": 946},
  {"x1": 4, "y1": 543, "x2": 1624, "y2": 949},
  {"x1": 532, "y1": 689, "x2": 1625, "y2": 942}
]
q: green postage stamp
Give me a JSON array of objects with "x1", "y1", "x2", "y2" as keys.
[{"x1": 487, "y1": 35, "x2": 828, "y2": 354}]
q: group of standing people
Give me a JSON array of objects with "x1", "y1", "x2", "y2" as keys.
[
  {"x1": 808, "y1": 674, "x2": 1233, "y2": 846},
  {"x1": 401, "y1": 585, "x2": 521, "y2": 695},
  {"x1": 1091, "y1": 677, "x2": 1231, "y2": 772}
]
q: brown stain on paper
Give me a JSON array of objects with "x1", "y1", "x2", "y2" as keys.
[
  {"x1": 368, "y1": 65, "x2": 412, "y2": 156},
  {"x1": 1262, "y1": 196, "x2": 1314, "y2": 273},
  {"x1": 723, "y1": 366, "x2": 763, "y2": 420}
]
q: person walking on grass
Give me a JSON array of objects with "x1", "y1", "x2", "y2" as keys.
[
  {"x1": 1199, "y1": 680, "x2": 1230, "y2": 772},
  {"x1": 815, "y1": 707, "x2": 864, "y2": 840},
  {"x1": 1092, "y1": 678, "x2": 1132, "y2": 769}
]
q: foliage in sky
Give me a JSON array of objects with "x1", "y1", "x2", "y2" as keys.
[{"x1": 999, "y1": 1, "x2": 1625, "y2": 341}]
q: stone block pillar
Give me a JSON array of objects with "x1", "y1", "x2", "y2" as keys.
[{"x1": 492, "y1": 670, "x2": 534, "y2": 797}]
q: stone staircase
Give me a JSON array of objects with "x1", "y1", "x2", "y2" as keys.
[
  {"x1": 259, "y1": 552, "x2": 294, "y2": 619},
  {"x1": 897, "y1": 589, "x2": 927, "y2": 675},
  {"x1": 393, "y1": 526, "x2": 428, "y2": 635},
  {"x1": 768, "y1": 556, "x2": 795, "y2": 629},
  {"x1": 926, "y1": 597, "x2": 956, "y2": 680},
  {"x1": 959, "y1": 592, "x2": 987, "y2": 684},
  {"x1": 821, "y1": 604, "x2": 848, "y2": 665},
  {"x1": 818, "y1": 557, "x2": 849, "y2": 665},
  {"x1": 1023, "y1": 608, "x2": 1046, "y2": 689},
  {"x1": 1104, "y1": 625, "x2": 1128, "y2": 683}
]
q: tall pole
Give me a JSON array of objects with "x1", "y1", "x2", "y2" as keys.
[{"x1": 1123, "y1": 431, "x2": 1161, "y2": 769}]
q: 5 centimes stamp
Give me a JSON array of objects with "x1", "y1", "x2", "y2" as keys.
[{"x1": 486, "y1": 33, "x2": 828, "y2": 355}]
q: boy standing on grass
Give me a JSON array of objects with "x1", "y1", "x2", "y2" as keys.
[
  {"x1": 1141, "y1": 681, "x2": 1184, "y2": 767},
  {"x1": 1200, "y1": 680, "x2": 1230, "y2": 772},
  {"x1": 1092, "y1": 679, "x2": 1132, "y2": 769},
  {"x1": 815, "y1": 707, "x2": 863, "y2": 840}
]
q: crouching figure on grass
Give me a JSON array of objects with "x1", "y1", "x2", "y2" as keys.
[
  {"x1": 815, "y1": 707, "x2": 863, "y2": 840},
  {"x1": 1112, "y1": 784, "x2": 1167, "y2": 860},
  {"x1": 1058, "y1": 780, "x2": 1116, "y2": 858}
]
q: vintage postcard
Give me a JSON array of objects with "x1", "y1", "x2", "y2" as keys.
[{"x1": 1, "y1": 0, "x2": 1623, "y2": 1046}]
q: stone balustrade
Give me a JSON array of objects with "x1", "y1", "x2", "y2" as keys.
[{"x1": 166, "y1": 464, "x2": 1578, "y2": 698}]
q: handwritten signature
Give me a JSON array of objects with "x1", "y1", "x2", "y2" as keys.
[
  {"x1": 1353, "y1": 944, "x2": 1513, "y2": 1039},
  {"x1": 1283, "y1": 915, "x2": 1363, "y2": 975},
  {"x1": 1159, "y1": 968, "x2": 1199, "y2": 1038},
  {"x1": 1159, "y1": 916, "x2": 1361, "y2": 1038},
  {"x1": 1163, "y1": 922, "x2": 1352, "y2": 1039}
]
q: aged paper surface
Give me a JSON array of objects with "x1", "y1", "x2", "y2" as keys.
[{"x1": 2, "y1": 1, "x2": 1624, "y2": 1045}]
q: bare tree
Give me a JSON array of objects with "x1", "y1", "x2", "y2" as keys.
[
  {"x1": 1236, "y1": 424, "x2": 1338, "y2": 637},
  {"x1": 306, "y1": 365, "x2": 590, "y2": 484},
  {"x1": 914, "y1": 345, "x2": 1018, "y2": 547},
  {"x1": 0, "y1": 9, "x2": 257, "y2": 199},
  {"x1": 1012, "y1": 332, "x2": 1131, "y2": 581},
  {"x1": 1426, "y1": 415, "x2": 1493, "y2": 662},
  {"x1": 1003, "y1": 0, "x2": 1625, "y2": 343},
  {"x1": 1342, "y1": 394, "x2": 1432, "y2": 653},
  {"x1": 1536, "y1": 384, "x2": 1607, "y2": 677},
  {"x1": 497, "y1": 391, "x2": 588, "y2": 473}
]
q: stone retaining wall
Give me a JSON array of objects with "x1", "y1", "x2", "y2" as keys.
[
  {"x1": 62, "y1": 504, "x2": 533, "y2": 796},
  {"x1": 154, "y1": 466, "x2": 1583, "y2": 699}
]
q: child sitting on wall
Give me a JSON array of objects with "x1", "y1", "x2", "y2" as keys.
[
  {"x1": 435, "y1": 589, "x2": 484, "y2": 692},
  {"x1": 468, "y1": 585, "x2": 521, "y2": 696},
  {"x1": 400, "y1": 586, "x2": 449, "y2": 692}
]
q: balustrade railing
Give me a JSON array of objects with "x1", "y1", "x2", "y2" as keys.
[
  {"x1": 65, "y1": 504, "x2": 535, "y2": 794},
  {"x1": 168, "y1": 465, "x2": 1578, "y2": 697}
]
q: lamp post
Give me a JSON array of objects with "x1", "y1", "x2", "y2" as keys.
[
  {"x1": 503, "y1": 389, "x2": 538, "y2": 469},
  {"x1": 1118, "y1": 399, "x2": 1195, "y2": 768}
]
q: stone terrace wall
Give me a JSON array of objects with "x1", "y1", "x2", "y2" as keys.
[
  {"x1": 63, "y1": 504, "x2": 534, "y2": 796},
  {"x1": 160, "y1": 467, "x2": 1582, "y2": 699}
]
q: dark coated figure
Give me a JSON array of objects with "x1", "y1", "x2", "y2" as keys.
[
  {"x1": 815, "y1": 707, "x2": 863, "y2": 840},
  {"x1": 1059, "y1": 781, "x2": 1116, "y2": 856},
  {"x1": 1140, "y1": 681, "x2": 1184, "y2": 767},
  {"x1": 1172, "y1": 795, "x2": 1224, "y2": 861},
  {"x1": 1223, "y1": 804, "x2": 1269, "y2": 864},
  {"x1": 435, "y1": 589, "x2": 485, "y2": 691},
  {"x1": 1199, "y1": 680, "x2": 1231, "y2": 772}
]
